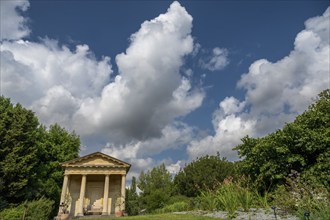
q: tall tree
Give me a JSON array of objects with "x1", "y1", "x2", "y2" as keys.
[
  {"x1": 234, "y1": 89, "x2": 330, "y2": 191},
  {"x1": 0, "y1": 96, "x2": 80, "y2": 213},
  {"x1": 138, "y1": 164, "x2": 173, "y2": 212},
  {"x1": 0, "y1": 97, "x2": 41, "y2": 206},
  {"x1": 126, "y1": 176, "x2": 140, "y2": 216},
  {"x1": 174, "y1": 153, "x2": 236, "y2": 197},
  {"x1": 35, "y1": 124, "x2": 80, "y2": 209}
]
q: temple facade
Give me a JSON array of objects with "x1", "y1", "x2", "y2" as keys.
[{"x1": 57, "y1": 152, "x2": 131, "y2": 218}]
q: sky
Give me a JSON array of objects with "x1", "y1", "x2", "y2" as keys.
[{"x1": 1, "y1": 0, "x2": 329, "y2": 180}]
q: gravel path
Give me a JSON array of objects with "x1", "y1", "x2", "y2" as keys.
[{"x1": 173, "y1": 208, "x2": 299, "y2": 220}]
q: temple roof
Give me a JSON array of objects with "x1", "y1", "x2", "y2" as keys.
[{"x1": 61, "y1": 152, "x2": 131, "y2": 172}]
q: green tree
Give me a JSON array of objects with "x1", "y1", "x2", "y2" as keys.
[
  {"x1": 0, "y1": 97, "x2": 42, "y2": 206},
  {"x1": 234, "y1": 89, "x2": 330, "y2": 191},
  {"x1": 126, "y1": 176, "x2": 140, "y2": 216},
  {"x1": 35, "y1": 124, "x2": 80, "y2": 213},
  {"x1": 138, "y1": 164, "x2": 174, "y2": 212},
  {"x1": 0, "y1": 96, "x2": 80, "y2": 215},
  {"x1": 174, "y1": 153, "x2": 236, "y2": 197}
]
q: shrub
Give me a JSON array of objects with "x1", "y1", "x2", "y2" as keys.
[
  {"x1": 255, "y1": 191, "x2": 270, "y2": 209},
  {"x1": 174, "y1": 154, "x2": 237, "y2": 197},
  {"x1": 196, "y1": 177, "x2": 270, "y2": 219},
  {"x1": 215, "y1": 183, "x2": 239, "y2": 219},
  {"x1": 155, "y1": 201, "x2": 190, "y2": 214},
  {"x1": 271, "y1": 173, "x2": 330, "y2": 218},
  {"x1": 0, "y1": 197, "x2": 54, "y2": 220},
  {"x1": 196, "y1": 190, "x2": 218, "y2": 211}
]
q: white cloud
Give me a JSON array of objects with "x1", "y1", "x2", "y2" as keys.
[
  {"x1": 101, "y1": 122, "x2": 194, "y2": 180},
  {"x1": 166, "y1": 160, "x2": 183, "y2": 174},
  {"x1": 101, "y1": 122, "x2": 194, "y2": 160},
  {"x1": 188, "y1": 7, "x2": 330, "y2": 160},
  {"x1": 200, "y1": 47, "x2": 229, "y2": 71},
  {"x1": 0, "y1": 39, "x2": 112, "y2": 130},
  {"x1": 1, "y1": 1, "x2": 204, "y2": 173},
  {"x1": 0, "y1": 0, "x2": 30, "y2": 41},
  {"x1": 218, "y1": 97, "x2": 246, "y2": 116},
  {"x1": 73, "y1": 1, "x2": 204, "y2": 142}
]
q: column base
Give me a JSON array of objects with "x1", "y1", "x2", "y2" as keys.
[
  {"x1": 102, "y1": 212, "x2": 108, "y2": 216},
  {"x1": 76, "y1": 213, "x2": 84, "y2": 217}
]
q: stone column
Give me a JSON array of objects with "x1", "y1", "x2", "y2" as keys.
[
  {"x1": 77, "y1": 174, "x2": 87, "y2": 216},
  {"x1": 121, "y1": 174, "x2": 126, "y2": 211},
  {"x1": 59, "y1": 174, "x2": 69, "y2": 213},
  {"x1": 102, "y1": 174, "x2": 110, "y2": 215}
]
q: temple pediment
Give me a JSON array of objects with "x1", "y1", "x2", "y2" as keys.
[{"x1": 62, "y1": 152, "x2": 131, "y2": 171}]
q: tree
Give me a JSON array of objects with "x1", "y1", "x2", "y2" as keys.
[
  {"x1": 35, "y1": 124, "x2": 80, "y2": 213},
  {"x1": 138, "y1": 164, "x2": 173, "y2": 212},
  {"x1": 0, "y1": 96, "x2": 80, "y2": 214},
  {"x1": 126, "y1": 176, "x2": 140, "y2": 216},
  {"x1": 0, "y1": 97, "x2": 41, "y2": 206},
  {"x1": 234, "y1": 89, "x2": 330, "y2": 191},
  {"x1": 174, "y1": 153, "x2": 236, "y2": 197}
]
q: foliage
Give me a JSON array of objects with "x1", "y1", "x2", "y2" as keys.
[
  {"x1": 126, "y1": 176, "x2": 140, "y2": 216},
  {"x1": 0, "y1": 197, "x2": 54, "y2": 220},
  {"x1": 154, "y1": 201, "x2": 190, "y2": 214},
  {"x1": 85, "y1": 213, "x2": 216, "y2": 220},
  {"x1": 35, "y1": 123, "x2": 80, "y2": 215},
  {"x1": 138, "y1": 164, "x2": 174, "y2": 213},
  {"x1": 174, "y1": 153, "x2": 236, "y2": 197},
  {"x1": 271, "y1": 172, "x2": 330, "y2": 218},
  {"x1": 234, "y1": 89, "x2": 330, "y2": 192},
  {"x1": 195, "y1": 177, "x2": 269, "y2": 219},
  {"x1": 0, "y1": 97, "x2": 42, "y2": 205},
  {"x1": 195, "y1": 190, "x2": 218, "y2": 211},
  {"x1": 0, "y1": 96, "x2": 80, "y2": 216}
]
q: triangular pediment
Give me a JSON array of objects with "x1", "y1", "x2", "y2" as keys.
[{"x1": 62, "y1": 152, "x2": 131, "y2": 169}]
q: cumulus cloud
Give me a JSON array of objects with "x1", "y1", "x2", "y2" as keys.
[
  {"x1": 0, "y1": 0, "x2": 30, "y2": 41},
  {"x1": 0, "y1": 39, "x2": 112, "y2": 129},
  {"x1": 101, "y1": 122, "x2": 194, "y2": 179},
  {"x1": 188, "y1": 7, "x2": 330, "y2": 160},
  {"x1": 74, "y1": 1, "x2": 204, "y2": 142},
  {"x1": 166, "y1": 160, "x2": 183, "y2": 174},
  {"x1": 200, "y1": 47, "x2": 229, "y2": 71},
  {"x1": 102, "y1": 122, "x2": 194, "y2": 160},
  {"x1": 1, "y1": 0, "x2": 204, "y2": 171}
]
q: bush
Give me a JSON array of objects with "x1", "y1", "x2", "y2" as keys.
[
  {"x1": 271, "y1": 173, "x2": 330, "y2": 218},
  {"x1": 155, "y1": 201, "x2": 190, "y2": 214},
  {"x1": 195, "y1": 177, "x2": 270, "y2": 219},
  {"x1": 174, "y1": 154, "x2": 236, "y2": 197},
  {"x1": 0, "y1": 197, "x2": 54, "y2": 220},
  {"x1": 195, "y1": 190, "x2": 218, "y2": 211}
]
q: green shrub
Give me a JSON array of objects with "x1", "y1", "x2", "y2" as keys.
[
  {"x1": 255, "y1": 191, "x2": 270, "y2": 209},
  {"x1": 0, "y1": 204, "x2": 23, "y2": 220},
  {"x1": 166, "y1": 195, "x2": 191, "y2": 205},
  {"x1": 196, "y1": 191, "x2": 218, "y2": 211},
  {"x1": 155, "y1": 201, "x2": 190, "y2": 214},
  {"x1": 215, "y1": 183, "x2": 239, "y2": 219},
  {"x1": 271, "y1": 174, "x2": 330, "y2": 217},
  {"x1": 0, "y1": 197, "x2": 54, "y2": 220},
  {"x1": 296, "y1": 203, "x2": 330, "y2": 220}
]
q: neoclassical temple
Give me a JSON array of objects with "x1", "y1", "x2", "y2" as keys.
[{"x1": 57, "y1": 152, "x2": 131, "y2": 218}]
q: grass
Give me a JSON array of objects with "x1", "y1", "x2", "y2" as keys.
[{"x1": 84, "y1": 213, "x2": 219, "y2": 220}]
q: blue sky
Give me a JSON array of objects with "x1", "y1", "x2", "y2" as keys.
[{"x1": 1, "y1": 0, "x2": 329, "y2": 179}]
